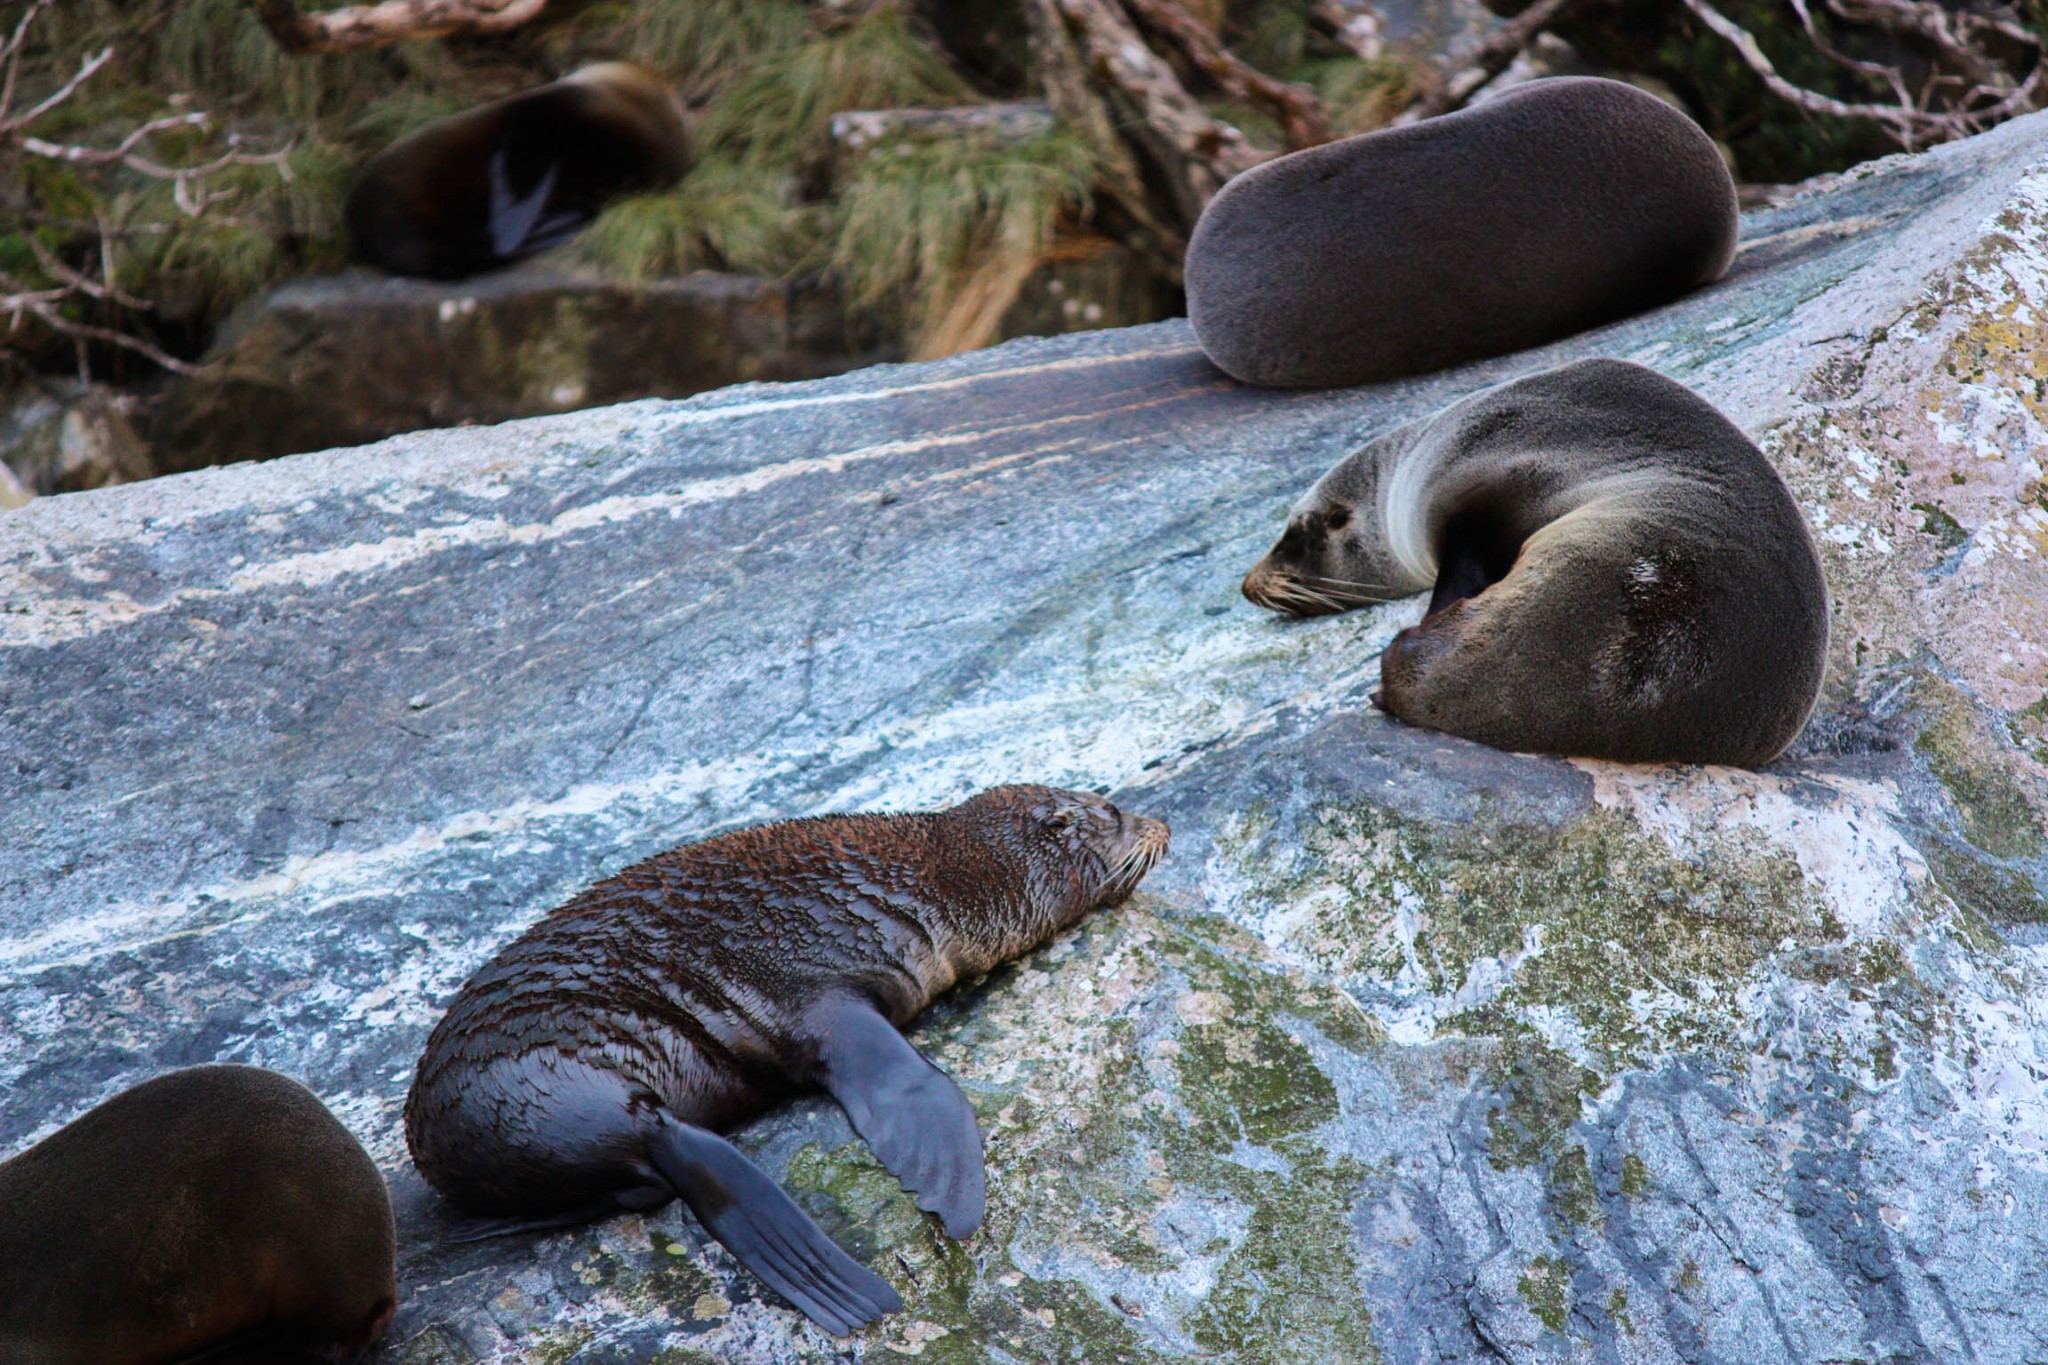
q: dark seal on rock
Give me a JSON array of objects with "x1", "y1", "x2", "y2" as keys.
[
  {"x1": 345, "y1": 62, "x2": 690, "y2": 280},
  {"x1": 1186, "y1": 78, "x2": 1739, "y2": 388},
  {"x1": 405, "y1": 784, "x2": 1170, "y2": 1335},
  {"x1": 0, "y1": 1065, "x2": 396, "y2": 1365},
  {"x1": 1242, "y1": 358, "x2": 1829, "y2": 765}
]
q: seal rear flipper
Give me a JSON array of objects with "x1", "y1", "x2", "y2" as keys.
[
  {"x1": 647, "y1": 1115, "x2": 903, "y2": 1336},
  {"x1": 487, "y1": 146, "x2": 560, "y2": 258},
  {"x1": 812, "y1": 999, "x2": 987, "y2": 1239}
]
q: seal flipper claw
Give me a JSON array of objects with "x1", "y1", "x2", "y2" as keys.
[
  {"x1": 646, "y1": 1115, "x2": 902, "y2": 1335},
  {"x1": 813, "y1": 999, "x2": 987, "y2": 1239}
]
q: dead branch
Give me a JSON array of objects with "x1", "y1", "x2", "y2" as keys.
[
  {"x1": 1021, "y1": 0, "x2": 1188, "y2": 269},
  {"x1": 1401, "y1": 0, "x2": 1585, "y2": 122},
  {"x1": 0, "y1": 3, "x2": 288, "y2": 377},
  {"x1": 246, "y1": 0, "x2": 549, "y2": 55},
  {"x1": 1050, "y1": 0, "x2": 1266, "y2": 220},
  {"x1": 1681, "y1": 0, "x2": 2043, "y2": 151},
  {"x1": 1122, "y1": 0, "x2": 1331, "y2": 149}
]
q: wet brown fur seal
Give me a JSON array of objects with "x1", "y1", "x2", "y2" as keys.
[
  {"x1": 405, "y1": 784, "x2": 1170, "y2": 1335},
  {"x1": 345, "y1": 62, "x2": 689, "y2": 280},
  {"x1": 1185, "y1": 77, "x2": 1738, "y2": 388},
  {"x1": 1242, "y1": 359, "x2": 1829, "y2": 765},
  {"x1": 0, "y1": 1065, "x2": 396, "y2": 1365}
]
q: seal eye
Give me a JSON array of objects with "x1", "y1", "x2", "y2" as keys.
[
  {"x1": 1322, "y1": 505, "x2": 1352, "y2": 532},
  {"x1": 1041, "y1": 807, "x2": 1081, "y2": 833}
]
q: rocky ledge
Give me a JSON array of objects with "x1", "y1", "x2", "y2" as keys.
[{"x1": 4, "y1": 108, "x2": 2048, "y2": 1365}]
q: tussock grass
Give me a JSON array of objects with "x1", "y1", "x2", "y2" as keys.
[
  {"x1": 697, "y1": 3, "x2": 973, "y2": 167},
  {"x1": 833, "y1": 127, "x2": 1098, "y2": 353}
]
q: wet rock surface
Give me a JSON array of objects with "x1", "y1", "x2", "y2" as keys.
[{"x1": 4, "y1": 108, "x2": 2048, "y2": 1364}]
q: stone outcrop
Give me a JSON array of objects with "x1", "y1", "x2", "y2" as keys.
[
  {"x1": 4, "y1": 106, "x2": 2048, "y2": 1364},
  {"x1": 148, "y1": 267, "x2": 898, "y2": 475}
]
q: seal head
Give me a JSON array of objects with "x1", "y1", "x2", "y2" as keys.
[{"x1": 406, "y1": 784, "x2": 1168, "y2": 1336}]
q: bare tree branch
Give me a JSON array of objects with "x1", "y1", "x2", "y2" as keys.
[
  {"x1": 0, "y1": 3, "x2": 289, "y2": 377},
  {"x1": 246, "y1": 0, "x2": 550, "y2": 55},
  {"x1": 1681, "y1": 0, "x2": 2043, "y2": 151},
  {"x1": 1401, "y1": 0, "x2": 1585, "y2": 122},
  {"x1": 1122, "y1": 0, "x2": 1331, "y2": 149},
  {"x1": 1020, "y1": 0, "x2": 1188, "y2": 269},
  {"x1": 1050, "y1": 0, "x2": 1266, "y2": 221}
]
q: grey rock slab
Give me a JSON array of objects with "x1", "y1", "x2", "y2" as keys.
[{"x1": 5, "y1": 108, "x2": 2048, "y2": 1363}]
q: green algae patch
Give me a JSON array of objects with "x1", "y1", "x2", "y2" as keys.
[
  {"x1": 1518, "y1": 1254, "x2": 1571, "y2": 1334},
  {"x1": 1915, "y1": 676, "x2": 2047, "y2": 862},
  {"x1": 1221, "y1": 804, "x2": 1842, "y2": 1072},
  {"x1": 1184, "y1": 1145, "x2": 1380, "y2": 1365},
  {"x1": 766, "y1": 903, "x2": 1388, "y2": 1363}
]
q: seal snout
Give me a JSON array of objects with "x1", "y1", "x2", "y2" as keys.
[
  {"x1": 1098, "y1": 807, "x2": 1171, "y2": 905},
  {"x1": 1242, "y1": 556, "x2": 1341, "y2": 618}
]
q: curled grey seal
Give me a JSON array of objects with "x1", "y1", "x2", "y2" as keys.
[
  {"x1": 406, "y1": 784, "x2": 1170, "y2": 1336},
  {"x1": 345, "y1": 62, "x2": 689, "y2": 279},
  {"x1": 0, "y1": 1065, "x2": 396, "y2": 1365},
  {"x1": 1242, "y1": 358, "x2": 1828, "y2": 765},
  {"x1": 1186, "y1": 78, "x2": 1738, "y2": 387}
]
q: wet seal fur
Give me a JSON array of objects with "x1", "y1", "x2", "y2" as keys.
[
  {"x1": 406, "y1": 784, "x2": 1169, "y2": 1336},
  {"x1": 0, "y1": 1065, "x2": 396, "y2": 1365},
  {"x1": 1242, "y1": 358, "x2": 1829, "y2": 765},
  {"x1": 1186, "y1": 77, "x2": 1739, "y2": 388},
  {"x1": 346, "y1": 62, "x2": 689, "y2": 280}
]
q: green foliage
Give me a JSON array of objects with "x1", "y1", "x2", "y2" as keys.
[
  {"x1": 580, "y1": 159, "x2": 833, "y2": 281},
  {"x1": 696, "y1": 3, "x2": 973, "y2": 168},
  {"x1": 833, "y1": 128, "x2": 1098, "y2": 322}
]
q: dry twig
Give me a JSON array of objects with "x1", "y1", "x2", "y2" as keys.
[
  {"x1": 1681, "y1": 0, "x2": 2043, "y2": 150},
  {"x1": 0, "y1": 0, "x2": 289, "y2": 375}
]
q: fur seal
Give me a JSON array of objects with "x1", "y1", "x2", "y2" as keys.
[
  {"x1": 405, "y1": 784, "x2": 1170, "y2": 1335},
  {"x1": 345, "y1": 62, "x2": 690, "y2": 279},
  {"x1": 0, "y1": 1065, "x2": 396, "y2": 1365},
  {"x1": 1241, "y1": 358, "x2": 1829, "y2": 765},
  {"x1": 1185, "y1": 77, "x2": 1739, "y2": 388}
]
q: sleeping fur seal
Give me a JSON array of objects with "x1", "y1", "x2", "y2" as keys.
[
  {"x1": 406, "y1": 784, "x2": 1170, "y2": 1335},
  {"x1": 345, "y1": 62, "x2": 689, "y2": 279},
  {"x1": 0, "y1": 1065, "x2": 396, "y2": 1365},
  {"x1": 1186, "y1": 77, "x2": 1738, "y2": 388},
  {"x1": 1241, "y1": 358, "x2": 1828, "y2": 765}
]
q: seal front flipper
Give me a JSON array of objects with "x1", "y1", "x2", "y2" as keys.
[
  {"x1": 812, "y1": 998, "x2": 987, "y2": 1239},
  {"x1": 646, "y1": 1114, "x2": 903, "y2": 1335}
]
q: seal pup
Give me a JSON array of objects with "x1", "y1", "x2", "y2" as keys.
[
  {"x1": 406, "y1": 784, "x2": 1170, "y2": 1335},
  {"x1": 345, "y1": 62, "x2": 690, "y2": 279},
  {"x1": 0, "y1": 1065, "x2": 396, "y2": 1365},
  {"x1": 1241, "y1": 358, "x2": 1829, "y2": 765},
  {"x1": 1185, "y1": 77, "x2": 1738, "y2": 387}
]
